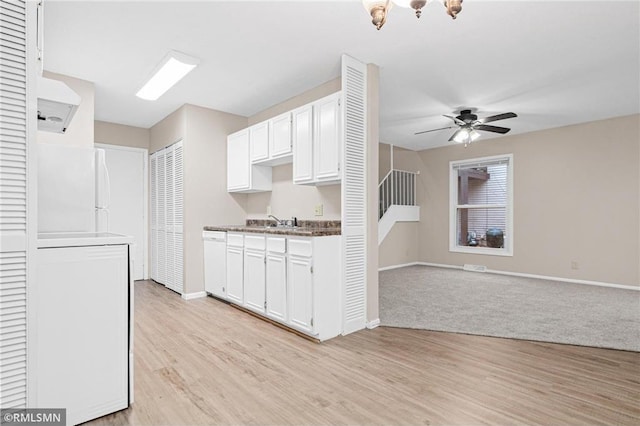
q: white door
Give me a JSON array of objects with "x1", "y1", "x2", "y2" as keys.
[
  {"x1": 227, "y1": 129, "x2": 250, "y2": 191},
  {"x1": 249, "y1": 121, "x2": 269, "y2": 163},
  {"x1": 269, "y1": 112, "x2": 292, "y2": 159},
  {"x1": 226, "y1": 246, "x2": 244, "y2": 304},
  {"x1": 97, "y1": 144, "x2": 147, "y2": 280},
  {"x1": 287, "y1": 254, "x2": 314, "y2": 334},
  {"x1": 244, "y1": 249, "x2": 266, "y2": 314},
  {"x1": 313, "y1": 93, "x2": 341, "y2": 182},
  {"x1": 292, "y1": 105, "x2": 314, "y2": 184},
  {"x1": 266, "y1": 251, "x2": 287, "y2": 322}
]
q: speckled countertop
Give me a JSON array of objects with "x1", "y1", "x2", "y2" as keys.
[{"x1": 204, "y1": 220, "x2": 341, "y2": 236}]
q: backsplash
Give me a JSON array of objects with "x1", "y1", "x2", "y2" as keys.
[{"x1": 245, "y1": 219, "x2": 340, "y2": 229}]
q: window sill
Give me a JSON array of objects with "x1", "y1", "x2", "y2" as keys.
[{"x1": 449, "y1": 246, "x2": 513, "y2": 257}]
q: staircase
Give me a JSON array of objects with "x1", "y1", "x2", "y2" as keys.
[{"x1": 378, "y1": 169, "x2": 420, "y2": 244}]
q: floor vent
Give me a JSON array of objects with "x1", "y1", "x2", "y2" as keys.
[{"x1": 463, "y1": 264, "x2": 487, "y2": 273}]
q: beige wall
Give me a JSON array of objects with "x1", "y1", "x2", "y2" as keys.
[
  {"x1": 245, "y1": 78, "x2": 342, "y2": 220},
  {"x1": 149, "y1": 106, "x2": 187, "y2": 154},
  {"x1": 414, "y1": 114, "x2": 639, "y2": 287},
  {"x1": 149, "y1": 104, "x2": 247, "y2": 294},
  {"x1": 378, "y1": 143, "x2": 424, "y2": 268},
  {"x1": 94, "y1": 120, "x2": 149, "y2": 149},
  {"x1": 379, "y1": 222, "x2": 420, "y2": 268},
  {"x1": 245, "y1": 164, "x2": 341, "y2": 220},
  {"x1": 182, "y1": 104, "x2": 248, "y2": 294},
  {"x1": 38, "y1": 72, "x2": 94, "y2": 147}
]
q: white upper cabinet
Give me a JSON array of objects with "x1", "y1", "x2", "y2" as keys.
[
  {"x1": 313, "y1": 92, "x2": 341, "y2": 184},
  {"x1": 292, "y1": 105, "x2": 314, "y2": 184},
  {"x1": 227, "y1": 91, "x2": 341, "y2": 193},
  {"x1": 293, "y1": 92, "x2": 342, "y2": 186},
  {"x1": 228, "y1": 128, "x2": 272, "y2": 193},
  {"x1": 251, "y1": 113, "x2": 293, "y2": 166},
  {"x1": 249, "y1": 121, "x2": 269, "y2": 163},
  {"x1": 269, "y1": 112, "x2": 293, "y2": 161},
  {"x1": 227, "y1": 129, "x2": 250, "y2": 190}
]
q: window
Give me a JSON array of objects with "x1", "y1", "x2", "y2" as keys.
[{"x1": 449, "y1": 154, "x2": 513, "y2": 256}]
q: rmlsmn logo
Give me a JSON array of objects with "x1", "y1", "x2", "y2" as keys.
[{"x1": 1, "y1": 409, "x2": 65, "y2": 426}]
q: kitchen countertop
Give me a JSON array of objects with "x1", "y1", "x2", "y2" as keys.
[{"x1": 204, "y1": 220, "x2": 341, "y2": 236}]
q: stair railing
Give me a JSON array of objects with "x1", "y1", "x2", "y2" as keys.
[{"x1": 378, "y1": 169, "x2": 418, "y2": 219}]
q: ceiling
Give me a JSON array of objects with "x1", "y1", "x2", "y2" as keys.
[{"x1": 43, "y1": 0, "x2": 640, "y2": 151}]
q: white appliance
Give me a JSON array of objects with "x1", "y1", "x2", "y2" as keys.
[
  {"x1": 38, "y1": 143, "x2": 111, "y2": 233},
  {"x1": 36, "y1": 232, "x2": 134, "y2": 425},
  {"x1": 203, "y1": 230, "x2": 227, "y2": 298},
  {"x1": 37, "y1": 76, "x2": 81, "y2": 134}
]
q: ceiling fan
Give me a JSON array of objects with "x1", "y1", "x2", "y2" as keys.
[{"x1": 415, "y1": 109, "x2": 518, "y2": 146}]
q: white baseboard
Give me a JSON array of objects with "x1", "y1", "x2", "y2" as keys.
[
  {"x1": 378, "y1": 262, "x2": 421, "y2": 272},
  {"x1": 181, "y1": 291, "x2": 207, "y2": 300},
  {"x1": 366, "y1": 318, "x2": 380, "y2": 329},
  {"x1": 382, "y1": 261, "x2": 639, "y2": 291}
]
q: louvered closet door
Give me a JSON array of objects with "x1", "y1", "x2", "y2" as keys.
[
  {"x1": 165, "y1": 147, "x2": 175, "y2": 291},
  {"x1": 341, "y1": 55, "x2": 367, "y2": 335},
  {"x1": 156, "y1": 150, "x2": 167, "y2": 285},
  {"x1": 150, "y1": 153, "x2": 158, "y2": 281},
  {"x1": 172, "y1": 141, "x2": 183, "y2": 294},
  {"x1": 0, "y1": 0, "x2": 35, "y2": 408}
]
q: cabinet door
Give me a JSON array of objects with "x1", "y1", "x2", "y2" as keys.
[
  {"x1": 266, "y1": 251, "x2": 287, "y2": 322},
  {"x1": 269, "y1": 112, "x2": 292, "y2": 159},
  {"x1": 204, "y1": 240, "x2": 226, "y2": 299},
  {"x1": 227, "y1": 129, "x2": 250, "y2": 191},
  {"x1": 292, "y1": 105, "x2": 314, "y2": 184},
  {"x1": 287, "y1": 254, "x2": 314, "y2": 334},
  {"x1": 249, "y1": 121, "x2": 269, "y2": 163},
  {"x1": 313, "y1": 93, "x2": 341, "y2": 182},
  {"x1": 243, "y1": 249, "x2": 266, "y2": 314},
  {"x1": 226, "y1": 246, "x2": 244, "y2": 304}
]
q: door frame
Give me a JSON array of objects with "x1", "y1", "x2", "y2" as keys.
[{"x1": 95, "y1": 143, "x2": 149, "y2": 279}]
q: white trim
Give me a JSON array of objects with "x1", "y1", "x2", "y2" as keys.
[
  {"x1": 366, "y1": 318, "x2": 380, "y2": 329},
  {"x1": 378, "y1": 261, "x2": 421, "y2": 272},
  {"x1": 449, "y1": 153, "x2": 514, "y2": 257},
  {"x1": 181, "y1": 291, "x2": 207, "y2": 300},
  {"x1": 26, "y1": 0, "x2": 39, "y2": 406},
  {"x1": 405, "y1": 262, "x2": 639, "y2": 291},
  {"x1": 95, "y1": 143, "x2": 150, "y2": 280}
]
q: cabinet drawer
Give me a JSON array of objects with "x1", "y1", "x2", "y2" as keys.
[
  {"x1": 288, "y1": 238, "x2": 312, "y2": 257},
  {"x1": 267, "y1": 236, "x2": 286, "y2": 254},
  {"x1": 244, "y1": 234, "x2": 265, "y2": 250},
  {"x1": 227, "y1": 233, "x2": 244, "y2": 247}
]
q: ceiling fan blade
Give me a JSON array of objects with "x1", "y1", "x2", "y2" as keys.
[
  {"x1": 414, "y1": 126, "x2": 456, "y2": 135},
  {"x1": 448, "y1": 128, "x2": 464, "y2": 142},
  {"x1": 479, "y1": 112, "x2": 517, "y2": 124},
  {"x1": 474, "y1": 124, "x2": 511, "y2": 134},
  {"x1": 444, "y1": 114, "x2": 465, "y2": 125}
]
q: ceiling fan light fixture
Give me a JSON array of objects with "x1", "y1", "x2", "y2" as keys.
[
  {"x1": 453, "y1": 127, "x2": 470, "y2": 143},
  {"x1": 363, "y1": 0, "x2": 392, "y2": 30},
  {"x1": 444, "y1": 0, "x2": 463, "y2": 20},
  {"x1": 392, "y1": 0, "x2": 426, "y2": 18},
  {"x1": 469, "y1": 129, "x2": 481, "y2": 142}
]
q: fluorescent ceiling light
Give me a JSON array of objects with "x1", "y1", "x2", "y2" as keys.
[{"x1": 136, "y1": 51, "x2": 199, "y2": 101}]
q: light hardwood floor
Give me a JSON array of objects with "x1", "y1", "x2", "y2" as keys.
[{"x1": 90, "y1": 280, "x2": 640, "y2": 425}]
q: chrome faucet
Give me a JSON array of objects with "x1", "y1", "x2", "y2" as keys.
[{"x1": 268, "y1": 214, "x2": 285, "y2": 226}]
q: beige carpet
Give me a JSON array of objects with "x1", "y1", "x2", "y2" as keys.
[{"x1": 379, "y1": 265, "x2": 640, "y2": 352}]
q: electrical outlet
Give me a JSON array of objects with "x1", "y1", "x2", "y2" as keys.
[
  {"x1": 314, "y1": 204, "x2": 323, "y2": 216},
  {"x1": 571, "y1": 261, "x2": 579, "y2": 270},
  {"x1": 266, "y1": 205, "x2": 271, "y2": 215}
]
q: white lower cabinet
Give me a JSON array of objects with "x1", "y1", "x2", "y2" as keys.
[
  {"x1": 265, "y1": 237, "x2": 288, "y2": 323},
  {"x1": 243, "y1": 235, "x2": 266, "y2": 314},
  {"x1": 287, "y1": 251, "x2": 314, "y2": 334},
  {"x1": 204, "y1": 231, "x2": 342, "y2": 340},
  {"x1": 225, "y1": 233, "x2": 244, "y2": 305}
]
